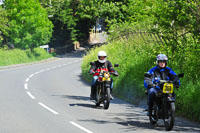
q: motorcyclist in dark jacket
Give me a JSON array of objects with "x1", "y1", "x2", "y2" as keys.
[
  {"x1": 144, "y1": 54, "x2": 180, "y2": 116},
  {"x1": 89, "y1": 50, "x2": 118, "y2": 100}
]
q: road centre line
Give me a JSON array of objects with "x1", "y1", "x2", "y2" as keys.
[
  {"x1": 34, "y1": 71, "x2": 40, "y2": 75},
  {"x1": 24, "y1": 83, "x2": 28, "y2": 89},
  {"x1": 27, "y1": 91, "x2": 36, "y2": 99},
  {"x1": 69, "y1": 121, "x2": 94, "y2": 133},
  {"x1": 39, "y1": 70, "x2": 45, "y2": 73},
  {"x1": 29, "y1": 74, "x2": 34, "y2": 78},
  {"x1": 25, "y1": 78, "x2": 29, "y2": 82},
  {"x1": 38, "y1": 102, "x2": 59, "y2": 115}
]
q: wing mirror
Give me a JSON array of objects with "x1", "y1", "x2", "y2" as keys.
[
  {"x1": 114, "y1": 64, "x2": 119, "y2": 67},
  {"x1": 144, "y1": 72, "x2": 151, "y2": 78},
  {"x1": 178, "y1": 73, "x2": 184, "y2": 78},
  {"x1": 90, "y1": 62, "x2": 95, "y2": 66}
]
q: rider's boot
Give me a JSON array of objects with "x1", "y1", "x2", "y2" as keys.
[
  {"x1": 147, "y1": 109, "x2": 152, "y2": 116},
  {"x1": 110, "y1": 88, "x2": 114, "y2": 100},
  {"x1": 90, "y1": 86, "x2": 96, "y2": 100},
  {"x1": 147, "y1": 104, "x2": 153, "y2": 116}
]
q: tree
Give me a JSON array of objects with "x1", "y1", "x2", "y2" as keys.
[
  {"x1": 5, "y1": 0, "x2": 53, "y2": 51},
  {"x1": 0, "y1": 6, "x2": 9, "y2": 46}
]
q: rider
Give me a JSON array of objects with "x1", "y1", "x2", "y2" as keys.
[
  {"x1": 144, "y1": 54, "x2": 180, "y2": 116},
  {"x1": 89, "y1": 50, "x2": 118, "y2": 100}
]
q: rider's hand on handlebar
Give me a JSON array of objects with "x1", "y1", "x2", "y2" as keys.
[
  {"x1": 89, "y1": 70, "x2": 95, "y2": 75},
  {"x1": 112, "y1": 71, "x2": 119, "y2": 77},
  {"x1": 174, "y1": 84, "x2": 179, "y2": 89},
  {"x1": 148, "y1": 84, "x2": 156, "y2": 88}
]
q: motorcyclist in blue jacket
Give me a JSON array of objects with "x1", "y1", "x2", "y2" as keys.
[{"x1": 144, "y1": 54, "x2": 180, "y2": 116}]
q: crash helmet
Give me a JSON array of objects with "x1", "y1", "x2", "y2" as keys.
[
  {"x1": 156, "y1": 54, "x2": 168, "y2": 64},
  {"x1": 98, "y1": 50, "x2": 107, "y2": 63}
]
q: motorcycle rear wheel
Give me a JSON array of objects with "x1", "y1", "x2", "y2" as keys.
[
  {"x1": 103, "y1": 87, "x2": 110, "y2": 109},
  {"x1": 164, "y1": 102, "x2": 175, "y2": 131}
]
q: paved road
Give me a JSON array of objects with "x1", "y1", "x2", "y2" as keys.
[{"x1": 0, "y1": 52, "x2": 200, "y2": 133}]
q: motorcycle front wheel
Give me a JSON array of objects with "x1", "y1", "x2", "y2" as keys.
[
  {"x1": 164, "y1": 102, "x2": 175, "y2": 131},
  {"x1": 149, "y1": 105, "x2": 158, "y2": 125},
  {"x1": 103, "y1": 87, "x2": 110, "y2": 109},
  {"x1": 95, "y1": 86, "x2": 101, "y2": 106}
]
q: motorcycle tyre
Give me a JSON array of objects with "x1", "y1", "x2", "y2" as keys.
[
  {"x1": 149, "y1": 105, "x2": 158, "y2": 125},
  {"x1": 103, "y1": 87, "x2": 110, "y2": 109},
  {"x1": 95, "y1": 87, "x2": 100, "y2": 107},
  {"x1": 164, "y1": 102, "x2": 175, "y2": 131}
]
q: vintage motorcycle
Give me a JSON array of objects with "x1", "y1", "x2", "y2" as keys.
[
  {"x1": 145, "y1": 73, "x2": 184, "y2": 131},
  {"x1": 90, "y1": 62, "x2": 118, "y2": 109}
]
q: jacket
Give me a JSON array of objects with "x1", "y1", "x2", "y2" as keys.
[
  {"x1": 89, "y1": 60, "x2": 116, "y2": 76},
  {"x1": 144, "y1": 66, "x2": 180, "y2": 89}
]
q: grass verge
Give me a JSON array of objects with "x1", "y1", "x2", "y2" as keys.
[{"x1": 0, "y1": 47, "x2": 53, "y2": 66}]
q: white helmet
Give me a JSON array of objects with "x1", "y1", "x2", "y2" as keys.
[
  {"x1": 156, "y1": 54, "x2": 168, "y2": 64},
  {"x1": 98, "y1": 50, "x2": 107, "y2": 63}
]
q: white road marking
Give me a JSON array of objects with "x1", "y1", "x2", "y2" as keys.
[
  {"x1": 35, "y1": 71, "x2": 40, "y2": 75},
  {"x1": 38, "y1": 102, "x2": 59, "y2": 115},
  {"x1": 24, "y1": 83, "x2": 28, "y2": 89},
  {"x1": 29, "y1": 74, "x2": 34, "y2": 78},
  {"x1": 46, "y1": 68, "x2": 50, "y2": 71},
  {"x1": 52, "y1": 66, "x2": 57, "y2": 69},
  {"x1": 39, "y1": 70, "x2": 45, "y2": 73},
  {"x1": 69, "y1": 121, "x2": 93, "y2": 133},
  {"x1": 27, "y1": 92, "x2": 36, "y2": 99},
  {"x1": 25, "y1": 78, "x2": 29, "y2": 82}
]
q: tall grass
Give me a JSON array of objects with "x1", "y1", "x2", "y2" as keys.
[{"x1": 0, "y1": 48, "x2": 53, "y2": 66}]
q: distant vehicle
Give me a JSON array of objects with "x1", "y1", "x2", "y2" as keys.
[
  {"x1": 96, "y1": 24, "x2": 102, "y2": 32},
  {"x1": 93, "y1": 24, "x2": 102, "y2": 33},
  {"x1": 0, "y1": 0, "x2": 3, "y2": 5}
]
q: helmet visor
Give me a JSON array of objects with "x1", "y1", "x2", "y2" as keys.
[
  {"x1": 98, "y1": 56, "x2": 106, "y2": 59},
  {"x1": 158, "y1": 60, "x2": 167, "y2": 63}
]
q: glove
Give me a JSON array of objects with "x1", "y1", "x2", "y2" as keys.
[
  {"x1": 148, "y1": 84, "x2": 154, "y2": 88},
  {"x1": 113, "y1": 71, "x2": 119, "y2": 77},
  {"x1": 175, "y1": 84, "x2": 179, "y2": 89},
  {"x1": 89, "y1": 70, "x2": 95, "y2": 75},
  {"x1": 155, "y1": 86, "x2": 160, "y2": 90}
]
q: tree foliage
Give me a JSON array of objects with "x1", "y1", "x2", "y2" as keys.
[
  {"x1": 5, "y1": 0, "x2": 53, "y2": 51},
  {"x1": 0, "y1": 6, "x2": 9, "y2": 46}
]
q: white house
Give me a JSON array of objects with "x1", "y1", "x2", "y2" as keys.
[{"x1": 0, "y1": 0, "x2": 4, "y2": 5}]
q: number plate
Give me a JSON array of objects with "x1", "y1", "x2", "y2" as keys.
[
  {"x1": 102, "y1": 77, "x2": 110, "y2": 81},
  {"x1": 163, "y1": 83, "x2": 173, "y2": 93}
]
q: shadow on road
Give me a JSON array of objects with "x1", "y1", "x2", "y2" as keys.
[
  {"x1": 75, "y1": 104, "x2": 200, "y2": 132},
  {"x1": 52, "y1": 94, "x2": 107, "y2": 109}
]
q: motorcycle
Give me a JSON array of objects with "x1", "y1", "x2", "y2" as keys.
[
  {"x1": 90, "y1": 62, "x2": 118, "y2": 109},
  {"x1": 145, "y1": 73, "x2": 184, "y2": 131}
]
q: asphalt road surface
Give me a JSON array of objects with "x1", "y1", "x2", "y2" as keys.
[{"x1": 0, "y1": 52, "x2": 200, "y2": 133}]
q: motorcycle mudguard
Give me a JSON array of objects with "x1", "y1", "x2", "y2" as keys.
[{"x1": 105, "y1": 83, "x2": 110, "y2": 88}]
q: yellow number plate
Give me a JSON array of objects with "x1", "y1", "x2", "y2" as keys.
[
  {"x1": 163, "y1": 83, "x2": 173, "y2": 93},
  {"x1": 102, "y1": 77, "x2": 110, "y2": 81}
]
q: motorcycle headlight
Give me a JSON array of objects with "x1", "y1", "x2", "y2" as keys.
[{"x1": 104, "y1": 73, "x2": 110, "y2": 79}]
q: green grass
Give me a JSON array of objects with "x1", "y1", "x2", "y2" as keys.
[{"x1": 0, "y1": 48, "x2": 53, "y2": 66}]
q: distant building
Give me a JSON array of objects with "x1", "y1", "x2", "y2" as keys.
[{"x1": 0, "y1": 0, "x2": 4, "y2": 5}]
